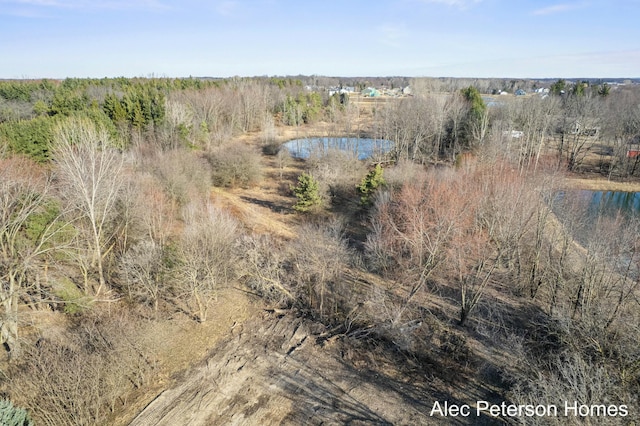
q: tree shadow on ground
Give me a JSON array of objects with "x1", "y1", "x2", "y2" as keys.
[
  {"x1": 240, "y1": 195, "x2": 293, "y2": 214},
  {"x1": 269, "y1": 335, "x2": 505, "y2": 425}
]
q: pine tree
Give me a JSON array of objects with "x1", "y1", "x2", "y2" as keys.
[
  {"x1": 292, "y1": 173, "x2": 322, "y2": 212},
  {"x1": 357, "y1": 164, "x2": 385, "y2": 206},
  {"x1": 0, "y1": 399, "x2": 33, "y2": 426}
]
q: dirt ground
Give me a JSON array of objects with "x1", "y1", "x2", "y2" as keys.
[
  {"x1": 128, "y1": 305, "x2": 507, "y2": 426},
  {"x1": 129, "y1": 312, "x2": 426, "y2": 426}
]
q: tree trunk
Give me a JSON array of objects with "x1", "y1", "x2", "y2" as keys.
[{"x1": 1, "y1": 273, "x2": 20, "y2": 358}]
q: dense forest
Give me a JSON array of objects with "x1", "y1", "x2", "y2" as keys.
[{"x1": 0, "y1": 76, "x2": 639, "y2": 425}]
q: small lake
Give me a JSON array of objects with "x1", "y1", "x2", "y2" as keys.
[
  {"x1": 553, "y1": 190, "x2": 640, "y2": 245},
  {"x1": 283, "y1": 137, "x2": 394, "y2": 160},
  {"x1": 555, "y1": 190, "x2": 640, "y2": 219}
]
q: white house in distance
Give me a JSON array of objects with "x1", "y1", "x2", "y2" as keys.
[
  {"x1": 328, "y1": 86, "x2": 356, "y2": 96},
  {"x1": 503, "y1": 130, "x2": 524, "y2": 139}
]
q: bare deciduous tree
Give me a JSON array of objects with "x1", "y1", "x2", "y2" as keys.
[
  {"x1": 507, "y1": 96, "x2": 559, "y2": 172},
  {"x1": 600, "y1": 87, "x2": 640, "y2": 177},
  {"x1": 53, "y1": 117, "x2": 124, "y2": 295},
  {"x1": 366, "y1": 169, "x2": 470, "y2": 326},
  {"x1": 0, "y1": 158, "x2": 60, "y2": 357},
  {"x1": 10, "y1": 312, "x2": 157, "y2": 426},
  {"x1": 239, "y1": 234, "x2": 293, "y2": 305},
  {"x1": 130, "y1": 172, "x2": 176, "y2": 245},
  {"x1": 119, "y1": 240, "x2": 166, "y2": 314},
  {"x1": 174, "y1": 202, "x2": 239, "y2": 322},
  {"x1": 290, "y1": 221, "x2": 353, "y2": 320},
  {"x1": 557, "y1": 94, "x2": 603, "y2": 172},
  {"x1": 207, "y1": 142, "x2": 263, "y2": 189}
]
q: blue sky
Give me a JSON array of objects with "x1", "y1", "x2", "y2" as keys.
[{"x1": 1, "y1": 0, "x2": 639, "y2": 79}]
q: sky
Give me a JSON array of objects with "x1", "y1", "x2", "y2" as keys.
[{"x1": 1, "y1": 0, "x2": 639, "y2": 79}]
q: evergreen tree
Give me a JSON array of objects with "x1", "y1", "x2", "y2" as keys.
[
  {"x1": 302, "y1": 92, "x2": 323, "y2": 123},
  {"x1": 103, "y1": 93, "x2": 127, "y2": 123},
  {"x1": 0, "y1": 114, "x2": 59, "y2": 162},
  {"x1": 460, "y1": 86, "x2": 487, "y2": 147},
  {"x1": 292, "y1": 173, "x2": 322, "y2": 212},
  {"x1": 571, "y1": 81, "x2": 588, "y2": 96},
  {"x1": 32, "y1": 100, "x2": 49, "y2": 116},
  {"x1": 0, "y1": 399, "x2": 33, "y2": 426},
  {"x1": 357, "y1": 164, "x2": 385, "y2": 206},
  {"x1": 461, "y1": 86, "x2": 486, "y2": 121},
  {"x1": 550, "y1": 79, "x2": 566, "y2": 95},
  {"x1": 50, "y1": 88, "x2": 89, "y2": 116},
  {"x1": 597, "y1": 82, "x2": 611, "y2": 97}
]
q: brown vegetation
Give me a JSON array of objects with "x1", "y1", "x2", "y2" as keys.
[{"x1": 1, "y1": 76, "x2": 639, "y2": 425}]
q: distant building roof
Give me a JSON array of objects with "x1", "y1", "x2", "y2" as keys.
[{"x1": 361, "y1": 87, "x2": 380, "y2": 97}]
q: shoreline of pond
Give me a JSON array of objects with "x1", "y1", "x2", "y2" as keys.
[{"x1": 564, "y1": 176, "x2": 640, "y2": 193}]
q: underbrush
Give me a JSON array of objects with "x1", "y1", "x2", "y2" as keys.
[
  {"x1": 206, "y1": 142, "x2": 263, "y2": 188},
  {"x1": 6, "y1": 310, "x2": 158, "y2": 426}
]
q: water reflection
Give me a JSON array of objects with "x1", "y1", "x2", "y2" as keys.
[
  {"x1": 556, "y1": 190, "x2": 640, "y2": 219},
  {"x1": 283, "y1": 137, "x2": 393, "y2": 160},
  {"x1": 553, "y1": 190, "x2": 640, "y2": 246}
]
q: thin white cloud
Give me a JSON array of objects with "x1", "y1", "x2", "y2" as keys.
[
  {"x1": 6, "y1": 0, "x2": 59, "y2": 5},
  {"x1": 215, "y1": 0, "x2": 239, "y2": 16},
  {"x1": 378, "y1": 23, "x2": 409, "y2": 47},
  {"x1": 532, "y1": 3, "x2": 584, "y2": 15}
]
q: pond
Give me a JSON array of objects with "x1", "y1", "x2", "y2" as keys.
[
  {"x1": 553, "y1": 190, "x2": 640, "y2": 246},
  {"x1": 555, "y1": 190, "x2": 640, "y2": 219},
  {"x1": 283, "y1": 137, "x2": 394, "y2": 160}
]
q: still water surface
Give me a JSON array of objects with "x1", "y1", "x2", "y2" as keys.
[
  {"x1": 553, "y1": 190, "x2": 640, "y2": 246},
  {"x1": 557, "y1": 190, "x2": 640, "y2": 218},
  {"x1": 283, "y1": 137, "x2": 393, "y2": 160}
]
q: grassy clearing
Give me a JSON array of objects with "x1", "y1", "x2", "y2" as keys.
[{"x1": 564, "y1": 176, "x2": 640, "y2": 192}]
